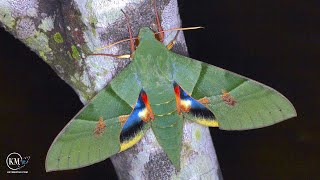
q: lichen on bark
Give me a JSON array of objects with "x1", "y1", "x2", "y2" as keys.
[{"x1": 0, "y1": 0, "x2": 222, "y2": 179}]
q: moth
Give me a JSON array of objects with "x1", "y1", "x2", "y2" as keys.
[{"x1": 45, "y1": 3, "x2": 296, "y2": 172}]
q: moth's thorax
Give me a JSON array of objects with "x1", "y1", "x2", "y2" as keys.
[{"x1": 126, "y1": 28, "x2": 179, "y2": 116}]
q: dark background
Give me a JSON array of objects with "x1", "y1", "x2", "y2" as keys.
[{"x1": 1, "y1": 0, "x2": 319, "y2": 179}]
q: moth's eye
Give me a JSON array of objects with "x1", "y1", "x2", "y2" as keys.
[
  {"x1": 135, "y1": 38, "x2": 140, "y2": 47},
  {"x1": 154, "y1": 33, "x2": 162, "y2": 42}
]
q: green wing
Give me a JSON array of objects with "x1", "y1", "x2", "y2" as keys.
[
  {"x1": 46, "y1": 86, "x2": 133, "y2": 172},
  {"x1": 188, "y1": 59, "x2": 297, "y2": 130}
]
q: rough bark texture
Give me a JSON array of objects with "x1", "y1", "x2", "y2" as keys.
[{"x1": 0, "y1": 0, "x2": 222, "y2": 179}]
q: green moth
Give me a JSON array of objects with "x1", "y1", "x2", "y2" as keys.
[{"x1": 45, "y1": 28, "x2": 296, "y2": 172}]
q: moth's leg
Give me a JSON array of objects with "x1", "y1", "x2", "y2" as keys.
[
  {"x1": 121, "y1": 10, "x2": 135, "y2": 54},
  {"x1": 166, "y1": 30, "x2": 180, "y2": 50},
  {"x1": 153, "y1": 0, "x2": 164, "y2": 42},
  {"x1": 90, "y1": 10, "x2": 134, "y2": 59}
]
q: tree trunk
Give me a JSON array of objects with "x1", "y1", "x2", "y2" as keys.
[{"x1": 0, "y1": 0, "x2": 222, "y2": 179}]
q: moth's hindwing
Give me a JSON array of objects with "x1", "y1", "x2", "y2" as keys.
[
  {"x1": 173, "y1": 82, "x2": 218, "y2": 127},
  {"x1": 119, "y1": 89, "x2": 152, "y2": 152}
]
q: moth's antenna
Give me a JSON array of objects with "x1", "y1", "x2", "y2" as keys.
[
  {"x1": 155, "y1": 26, "x2": 204, "y2": 35},
  {"x1": 93, "y1": 37, "x2": 138, "y2": 53},
  {"x1": 87, "y1": 53, "x2": 131, "y2": 59}
]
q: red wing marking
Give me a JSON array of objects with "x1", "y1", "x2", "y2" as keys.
[
  {"x1": 140, "y1": 90, "x2": 154, "y2": 121},
  {"x1": 173, "y1": 83, "x2": 182, "y2": 114}
]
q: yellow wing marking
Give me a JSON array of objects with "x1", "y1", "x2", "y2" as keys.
[
  {"x1": 154, "y1": 110, "x2": 176, "y2": 117},
  {"x1": 120, "y1": 131, "x2": 144, "y2": 152},
  {"x1": 195, "y1": 118, "x2": 219, "y2": 127}
]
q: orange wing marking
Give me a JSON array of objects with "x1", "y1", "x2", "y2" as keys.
[
  {"x1": 221, "y1": 90, "x2": 237, "y2": 106},
  {"x1": 198, "y1": 97, "x2": 210, "y2": 104},
  {"x1": 119, "y1": 115, "x2": 129, "y2": 126},
  {"x1": 94, "y1": 117, "x2": 106, "y2": 137}
]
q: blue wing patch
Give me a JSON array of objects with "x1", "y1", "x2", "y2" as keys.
[
  {"x1": 119, "y1": 89, "x2": 153, "y2": 151},
  {"x1": 173, "y1": 82, "x2": 218, "y2": 127}
]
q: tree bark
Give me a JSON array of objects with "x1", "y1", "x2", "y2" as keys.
[{"x1": 0, "y1": 0, "x2": 222, "y2": 179}]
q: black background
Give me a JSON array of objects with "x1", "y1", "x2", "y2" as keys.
[{"x1": 1, "y1": 0, "x2": 319, "y2": 179}]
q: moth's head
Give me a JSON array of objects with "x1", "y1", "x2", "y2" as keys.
[
  {"x1": 134, "y1": 27, "x2": 165, "y2": 55},
  {"x1": 138, "y1": 27, "x2": 158, "y2": 43}
]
